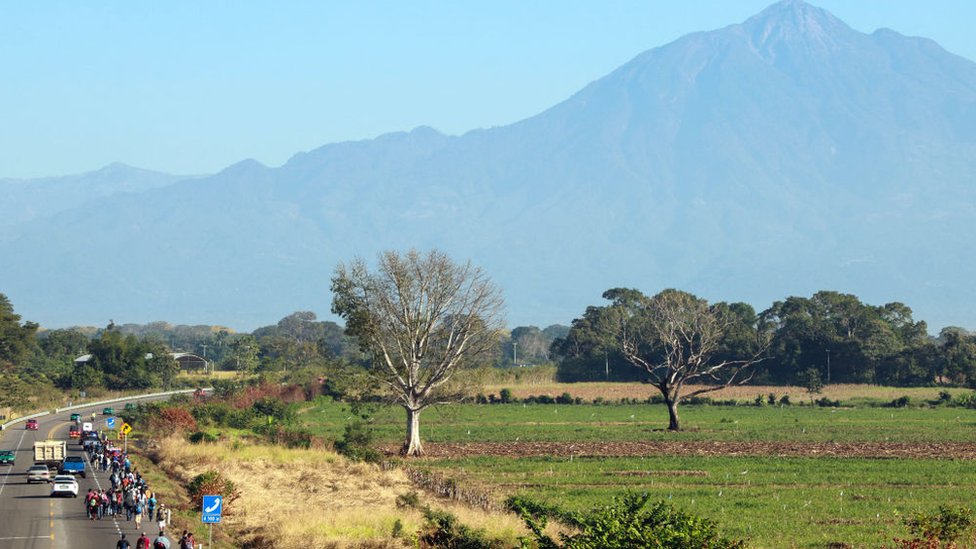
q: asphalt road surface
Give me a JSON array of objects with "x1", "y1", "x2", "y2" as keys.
[{"x1": 0, "y1": 401, "x2": 170, "y2": 549}]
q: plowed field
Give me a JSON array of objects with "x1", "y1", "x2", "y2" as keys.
[{"x1": 382, "y1": 440, "x2": 976, "y2": 459}]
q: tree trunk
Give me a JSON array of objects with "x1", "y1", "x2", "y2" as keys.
[
  {"x1": 401, "y1": 407, "x2": 423, "y2": 457},
  {"x1": 666, "y1": 398, "x2": 681, "y2": 431}
]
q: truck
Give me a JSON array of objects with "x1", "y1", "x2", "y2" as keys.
[
  {"x1": 33, "y1": 440, "x2": 66, "y2": 471},
  {"x1": 59, "y1": 455, "x2": 86, "y2": 478}
]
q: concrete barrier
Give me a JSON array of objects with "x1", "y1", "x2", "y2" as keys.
[{"x1": 1, "y1": 388, "x2": 212, "y2": 431}]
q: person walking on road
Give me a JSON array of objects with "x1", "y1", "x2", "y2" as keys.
[
  {"x1": 136, "y1": 532, "x2": 151, "y2": 549},
  {"x1": 116, "y1": 534, "x2": 131, "y2": 549},
  {"x1": 152, "y1": 531, "x2": 171, "y2": 549}
]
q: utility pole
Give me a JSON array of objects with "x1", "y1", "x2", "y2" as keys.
[{"x1": 513, "y1": 342, "x2": 518, "y2": 367}]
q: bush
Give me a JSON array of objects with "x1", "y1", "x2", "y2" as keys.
[
  {"x1": 149, "y1": 407, "x2": 198, "y2": 433},
  {"x1": 754, "y1": 395, "x2": 766, "y2": 407},
  {"x1": 187, "y1": 470, "x2": 239, "y2": 510},
  {"x1": 887, "y1": 395, "x2": 912, "y2": 408},
  {"x1": 779, "y1": 395, "x2": 791, "y2": 406},
  {"x1": 950, "y1": 392, "x2": 976, "y2": 409},
  {"x1": 895, "y1": 505, "x2": 973, "y2": 547},
  {"x1": 815, "y1": 397, "x2": 841, "y2": 408},
  {"x1": 418, "y1": 508, "x2": 505, "y2": 549},
  {"x1": 513, "y1": 493, "x2": 744, "y2": 549},
  {"x1": 556, "y1": 392, "x2": 574, "y2": 405},
  {"x1": 334, "y1": 420, "x2": 381, "y2": 463},
  {"x1": 767, "y1": 393, "x2": 777, "y2": 405},
  {"x1": 188, "y1": 431, "x2": 218, "y2": 444},
  {"x1": 499, "y1": 388, "x2": 513, "y2": 404}
]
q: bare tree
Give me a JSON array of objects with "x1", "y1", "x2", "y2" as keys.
[
  {"x1": 611, "y1": 288, "x2": 767, "y2": 431},
  {"x1": 331, "y1": 249, "x2": 504, "y2": 456}
]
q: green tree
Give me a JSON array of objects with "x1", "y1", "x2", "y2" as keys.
[
  {"x1": 606, "y1": 288, "x2": 767, "y2": 431},
  {"x1": 230, "y1": 335, "x2": 259, "y2": 374},
  {"x1": 331, "y1": 249, "x2": 504, "y2": 456},
  {"x1": 0, "y1": 293, "x2": 38, "y2": 369},
  {"x1": 940, "y1": 327, "x2": 976, "y2": 385}
]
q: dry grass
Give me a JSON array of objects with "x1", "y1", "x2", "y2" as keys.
[
  {"x1": 483, "y1": 382, "x2": 964, "y2": 403},
  {"x1": 152, "y1": 437, "x2": 530, "y2": 548}
]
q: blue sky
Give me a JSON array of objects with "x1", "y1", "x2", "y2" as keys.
[{"x1": 2, "y1": 1, "x2": 972, "y2": 179}]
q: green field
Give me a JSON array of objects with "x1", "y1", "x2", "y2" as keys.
[
  {"x1": 295, "y1": 398, "x2": 976, "y2": 548},
  {"x1": 298, "y1": 399, "x2": 976, "y2": 444}
]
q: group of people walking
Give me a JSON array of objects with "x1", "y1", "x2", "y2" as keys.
[{"x1": 78, "y1": 432, "x2": 198, "y2": 549}]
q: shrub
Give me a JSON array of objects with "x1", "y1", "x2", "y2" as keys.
[
  {"x1": 334, "y1": 419, "x2": 381, "y2": 463},
  {"x1": 887, "y1": 396, "x2": 912, "y2": 408},
  {"x1": 259, "y1": 424, "x2": 317, "y2": 448},
  {"x1": 815, "y1": 397, "x2": 841, "y2": 408},
  {"x1": 418, "y1": 508, "x2": 505, "y2": 549},
  {"x1": 513, "y1": 493, "x2": 744, "y2": 549},
  {"x1": 779, "y1": 395, "x2": 791, "y2": 406},
  {"x1": 950, "y1": 392, "x2": 976, "y2": 409},
  {"x1": 894, "y1": 505, "x2": 973, "y2": 547},
  {"x1": 767, "y1": 393, "x2": 777, "y2": 405},
  {"x1": 150, "y1": 407, "x2": 198, "y2": 433},
  {"x1": 187, "y1": 470, "x2": 239, "y2": 510},
  {"x1": 499, "y1": 388, "x2": 513, "y2": 404},
  {"x1": 188, "y1": 431, "x2": 218, "y2": 444},
  {"x1": 556, "y1": 392, "x2": 574, "y2": 405},
  {"x1": 754, "y1": 395, "x2": 766, "y2": 407},
  {"x1": 252, "y1": 396, "x2": 295, "y2": 422}
]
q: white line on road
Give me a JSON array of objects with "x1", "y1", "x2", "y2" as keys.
[
  {"x1": 0, "y1": 428, "x2": 29, "y2": 501},
  {"x1": 85, "y1": 451, "x2": 124, "y2": 536}
]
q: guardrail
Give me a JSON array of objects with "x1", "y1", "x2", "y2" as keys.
[{"x1": 0, "y1": 388, "x2": 211, "y2": 431}]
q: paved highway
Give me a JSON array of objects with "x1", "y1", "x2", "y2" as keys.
[{"x1": 0, "y1": 402, "x2": 167, "y2": 549}]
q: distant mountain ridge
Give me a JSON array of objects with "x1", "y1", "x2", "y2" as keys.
[{"x1": 2, "y1": 0, "x2": 975, "y2": 331}]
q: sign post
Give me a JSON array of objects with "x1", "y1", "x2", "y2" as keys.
[
  {"x1": 202, "y1": 495, "x2": 222, "y2": 549},
  {"x1": 119, "y1": 422, "x2": 132, "y2": 452}
]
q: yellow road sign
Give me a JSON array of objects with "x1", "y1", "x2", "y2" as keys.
[{"x1": 119, "y1": 422, "x2": 132, "y2": 435}]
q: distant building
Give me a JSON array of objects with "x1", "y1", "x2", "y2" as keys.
[{"x1": 74, "y1": 352, "x2": 209, "y2": 372}]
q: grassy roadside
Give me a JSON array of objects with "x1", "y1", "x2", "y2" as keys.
[
  {"x1": 141, "y1": 435, "x2": 533, "y2": 548},
  {"x1": 124, "y1": 436, "x2": 238, "y2": 549}
]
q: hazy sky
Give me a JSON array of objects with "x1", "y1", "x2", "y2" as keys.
[{"x1": 2, "y1": 1, "x2": 972, "y2": 179}]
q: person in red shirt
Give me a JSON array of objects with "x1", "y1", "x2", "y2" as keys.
[{"x1": 136, "y1": 532, "x2": 151, "y2": 549}]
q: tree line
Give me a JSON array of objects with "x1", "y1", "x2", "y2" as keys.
[{"x1": 552, "y1": 289, "x2": 975, "y2": 389}]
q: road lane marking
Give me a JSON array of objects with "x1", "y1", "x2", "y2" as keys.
[
  {"x1": 0, "y1": 428, "x2": 29, "y2": 501},
  {"x1": 85, "y1": 451, "x2": 124, "y2": 536},
  {"x1": 0, "y1": 536, "x2": 54, "y2": 540}
]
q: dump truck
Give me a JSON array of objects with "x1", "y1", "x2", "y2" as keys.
[{"x1": 33, "y1": 440, "x2": 66, "y2": 470}]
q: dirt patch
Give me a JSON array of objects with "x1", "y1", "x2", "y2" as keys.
[{"x1": 382, "y1": 441, "x2": 976, "y2": 460}]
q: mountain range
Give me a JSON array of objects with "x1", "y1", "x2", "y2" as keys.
[{"x1": 2, "y1": 0, "x2": 975, "y2": 332}]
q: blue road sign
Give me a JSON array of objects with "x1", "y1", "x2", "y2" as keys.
[
  {"x1": 106, "y1": 417, "x2": 117, "y2": 429},
  {"x1": 202, "y1": 495, "x2": 222, "y2": 524}
]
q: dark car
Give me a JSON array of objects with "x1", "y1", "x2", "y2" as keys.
[
  {"x1": 81, "y1": 432, "x2": 100, "y2": 450},
  {"x1": 25, "y1": 419, "x2": 38, "y2": 430},
  {"x1": 0, "y1": 450, "x2": 14, "y2": 465},
  {"x1": 68, "y1": 425, "x2": 81, "y2": 438},
  {"x1": 69, "y1": 413, "x2": 81, "y2": 423},
  {"x1": 102, "y1": 407, "x2": 114, "y2": 416}
]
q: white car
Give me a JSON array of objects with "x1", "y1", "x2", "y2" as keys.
[{"x1": 50, "y1": 474, "x2": 79, "y2": 497}]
